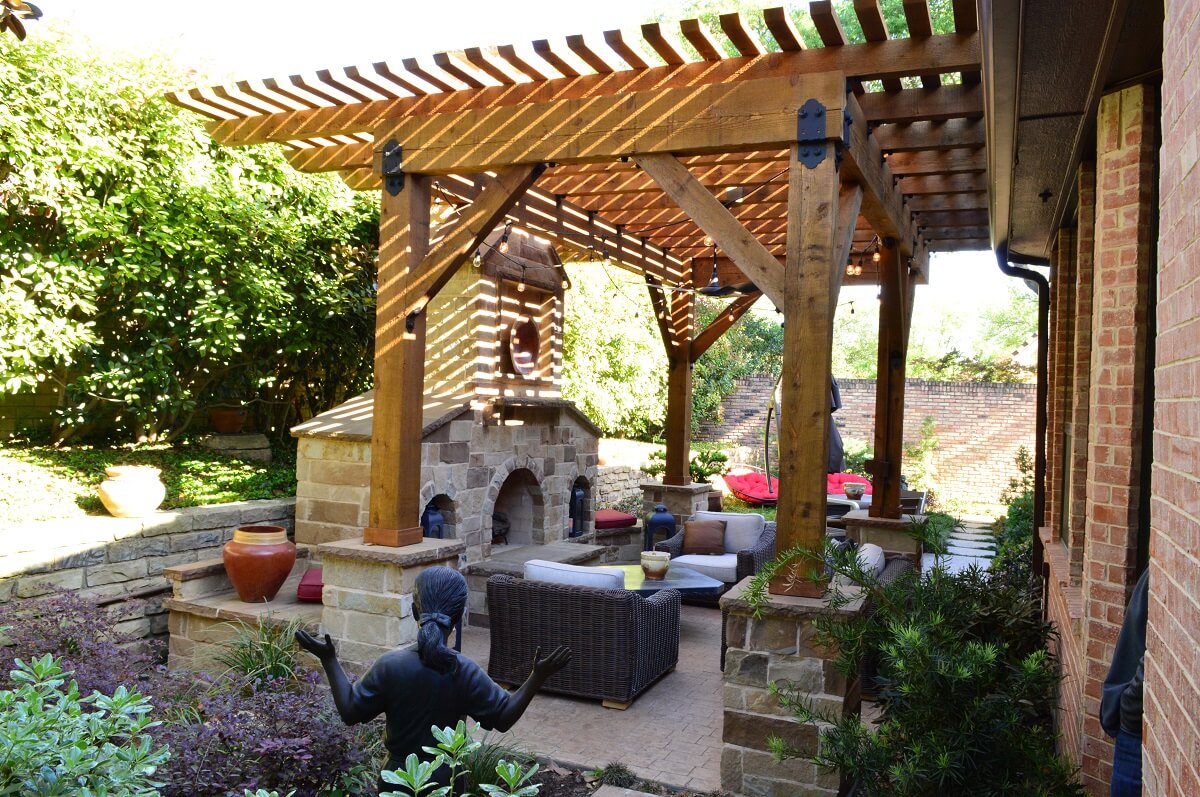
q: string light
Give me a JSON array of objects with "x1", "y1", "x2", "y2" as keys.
[
  {"x1": 499, "y1": 221, "x2": 512, "y2": 254},
  {"x1": 473, "y1": 250, "x2": 483, "y2": 268}
]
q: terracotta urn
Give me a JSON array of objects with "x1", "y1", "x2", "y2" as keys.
[
  {"x1": 222, "y1": 525, "x2": 296, "y2": 602},
  {"x1": 640, "y1": 550, "x2": 671, "y2": 581},
  {"x1": 97, "y1": 466, "x2": 166, "y2": 518},
  {"x1": 208, "y1": 406, "x2": 247, "y2": 434}
]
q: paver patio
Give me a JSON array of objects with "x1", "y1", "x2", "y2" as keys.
[{"x1": 461, "y1": 603, "x2": 724, "y2": 793}]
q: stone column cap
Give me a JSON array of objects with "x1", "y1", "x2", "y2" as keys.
[
  {"x1": 317, "y1": 537, "x2": 466, "y2": 566},
  {"x1": 720, "y1": 577, "x2": 866, "y2": 618}
]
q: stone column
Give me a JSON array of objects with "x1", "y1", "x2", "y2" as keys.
[
  {"x1": 318, "y1": 537, "x2": 465, "y2": 675},
  {"x1": 640, "y1": 481, "x2": 710, "y2": 537},
  {"x1": 721, "y1": 581, "x2": 865, "y2": 797},
  {"x1": 841, "y1": 510, "x2": 921, "y2": 567}
]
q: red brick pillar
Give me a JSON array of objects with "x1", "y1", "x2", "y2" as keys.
[
  {"x1": 1078, "y1": 84, "x2": 1157, "y2": 793},
  {"x1": 1145, "y1": 1, "x2": 1200, "y2": 792},
  {"x1": 1049, "y1": 230, "x2": 1078, "y2": 542},
  {"x1": 1067, "y1": 163, "x2": 1096, "y2": 580}
]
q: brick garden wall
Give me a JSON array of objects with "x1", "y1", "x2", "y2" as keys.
[
  {"x1": 1145, "y1": 5, "x2": 1200, "y2": 793},
  {"x1": 0, "y1": 498, "x2": 295, "y2": 641},
  {"x1": 697, "y1": 376, "x2": 1036, "y2": 508},
  {"x1": 0, "y1": 383, "x2": 60, "y2": 437}
]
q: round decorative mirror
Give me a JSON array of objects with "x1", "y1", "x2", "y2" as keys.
[{"x1": 508, "y1": 315, "x2": 540, "y2": 376}]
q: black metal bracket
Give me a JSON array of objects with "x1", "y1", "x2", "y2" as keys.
[
  {"x1": 381, "y1": 139, "x2": 404, "y2": 196},
  {"x1": 405, "y1": 311, "x2": 418, "y2": 333},
  {"x1": 796, "y1": 98, "x2": 828, "y2": 169}
]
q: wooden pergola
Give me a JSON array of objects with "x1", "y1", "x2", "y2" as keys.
[{"x1": 172, "y1": 1, "x2": 987, "y2": 596}]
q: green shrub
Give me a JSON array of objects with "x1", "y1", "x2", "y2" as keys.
[
  {"x1": 639, "y1": 446, "x2": 728, "y2": 484},
  {"x1": 0, "y1": 654, "x2": 170, "y2": 796},
  {"x1": 215, "y1": 612, "x2": 306, "y2": 686},
  {"x1": 594, "y1": 762, "x2": 639, "y2": 788},
  {"x1": 992, "y1": 447, "x2": 1035, "y2": 578},
  {"x1": 746, "y1": 543, "x2": 1083, "y2": 796},
  {"x1": 380, "y1": 721, "x2": 541, "y2": 797}
]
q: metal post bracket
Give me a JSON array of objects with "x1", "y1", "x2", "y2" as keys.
[
  {"x1": 796, "y1": 98, "x2": 828, "y2": 169},
  {"x1": 380, "y1": 139, "x2": 404, "y2": 196}
]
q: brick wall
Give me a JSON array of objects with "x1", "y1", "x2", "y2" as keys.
[
  {"x1": 0, "y1": 498, "x2": 295, "y2": 640},
  {"x1": 1074, "y1": 84, "x2": 1157, "y2": 794},
  {"x1": 1146, "y1": 3, "x2": 1200, "y2": 793},
  {"x1": 698, "y1": 376, "x2": 1036, "y2": 508}
]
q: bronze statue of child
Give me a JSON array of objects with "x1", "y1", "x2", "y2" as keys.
[{"x1": 297, "y1": 566, "x2": 570, "y2": 793}]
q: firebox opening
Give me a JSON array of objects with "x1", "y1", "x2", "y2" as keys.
[
  {"x1": 569, "y1": 476, "x2": 590, "y2": 538},
  {"x1": 491, "y1": 467, "x2": 544, "y2": 548},
  {"x1": 421, "y1": 494, "x2": 457, "y2": 539}
]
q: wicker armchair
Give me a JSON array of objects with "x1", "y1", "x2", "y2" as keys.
[
  {"x1": 655, "y1": 515, "x2": 777, "y2": 588},
  {"x1": 485, "y1": 574, "x2": 681, "y2": 709}
]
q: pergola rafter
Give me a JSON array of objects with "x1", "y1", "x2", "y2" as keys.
[{"x1": 171, "y1": 2, "x2": 992, "y2": 595}]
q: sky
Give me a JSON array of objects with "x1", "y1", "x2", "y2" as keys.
[{"x1": 30, "y1": 0, "x2": 1023, "y2": 346}]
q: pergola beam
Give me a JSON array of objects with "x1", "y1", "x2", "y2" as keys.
[
  {"x1": 690, "y1": 292, "x2": 762, "y2": 362},
  {"x1": 379, "y1": 74, "x2": 846, "y2": 175},
  {"x1": 842, "y1": 91, "x2": 921, "y2": 257}
]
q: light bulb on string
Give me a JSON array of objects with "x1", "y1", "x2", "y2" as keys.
[
  {"x1": 473, "y1": 250, "x2": 483, "y2": 268},
  {"x1": 499, "y1": 221, "x2": 512, "y2": 254}
]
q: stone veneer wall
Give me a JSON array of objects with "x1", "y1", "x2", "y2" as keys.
[
  {"x1": 295, "y1": 422, "x2": 648, "y2": 557},
  {"x1": 295, "y1": 405, "x2": 599, "y2": 564},
  {"x1": 0, "y1": 498, "x2": 295, "y2": 639},
  {"x1": 698, "y1": 375, "x2": 1036, "y2": 507},
  {"x1": 595, "y1": 465, "x2": 644, "y2": 508}
]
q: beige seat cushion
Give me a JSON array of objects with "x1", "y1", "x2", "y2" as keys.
[
  {"x1": 674, "y1": 553, "x2": 739, "y2": 583},
  {"x1": 523, "y1": 559, "x2": 625, "y2": 589}
]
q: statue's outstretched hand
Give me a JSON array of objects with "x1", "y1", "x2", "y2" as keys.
[
  {"x1": 296, "y1": 629, "x2": 336, "y2": 663},
  {"x1": 531, "y1": 645, "x2": 571, "y2": 682}
]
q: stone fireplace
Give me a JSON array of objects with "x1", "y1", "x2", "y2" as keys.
[{"x1": 292, "y1": 227, "x2": 601, "y2": 565}]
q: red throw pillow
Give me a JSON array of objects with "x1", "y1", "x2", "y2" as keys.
[
  {"x1": 682, "y1": 519, "x2": 726, "y2": 555},
  {"x1": 297, "y1": 567, "x2": 323, "y2": 603}
]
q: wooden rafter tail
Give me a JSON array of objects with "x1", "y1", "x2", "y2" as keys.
[
  {"x1": 431, "y1": 52, "x2": 487, "y2": 90},
  {"x1": 853, "y1": 0, "x2": 904, "y2": 91},
  {"x1": 286, "y1": 141, "x2": 372, "y2": 173},
  {"x1": 810, "y1": 0, "x2": 864, "y2": 95},
  {"x1": 343, "y1": 66, "x2": 399, "y2": 100},
  {"x1": 690, "y1": 291, "x2": 761, "y2": 362},
  {"x1": 679, "y1": 18, "x2": 725, "y2": 61},
  {"x1": 372, "y1": 62, "x2": 430, "y2": 97},
  {"x1": 188, "y1": 88, "x2": 252, "y2": 119},
  {"x1": 401, "y1": 57, "x2": 456, "y2": 93},
  {"x1": 495, "y1": 45, "x2": 547, "y2": 81},
  {"x1": 566, "y1": 34, "x2": 617, "y2": 74},
  {"x1": 762, "y1": 7, "x2": 805, "y2": 52},
  {"x1": 261, "y1": 77, "x2": 323, "y2": 109},
  {"x1": 463, "y1": 48, "x2": 518, "y2": 85},
  {"x1": 316, "y1": 69, "x2": 372, "y2": 103},
  {"x1": 902, "y1": 0, "x2": 941, "y2": 87},
  {"x1": 167, "y1": 91, "x2": 228, "y2": 120},
  {"x1": 639, "y1": 22, "x2": 689, "y2": 66},
  {"x1": 532, "y1": 39, "x2": 581, "y2": 78},
  {"x1": 602, "y1": 29, "x2": 649, "y2": 70},
  {"x1": 718, "y1": 12, "x2": 765, "y2": 57}
]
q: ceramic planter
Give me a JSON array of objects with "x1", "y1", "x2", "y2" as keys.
[
  {"x1": 97, "y1": 466, "x2": 166, "y2": 518},
  {"x1": 640, "y1": 550, "x2": 671, "y2": 581},
  {"x1": 208, "y1": 406, "x2": 247, "y2": 434},
  {"x1": 222, "y1": 524, "x2": 296, "y2": 602}
]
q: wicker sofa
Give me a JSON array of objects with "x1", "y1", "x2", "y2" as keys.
[
  {"x1": 654, "y1": 511, "x2": 777, "y2": 589},
  {"x1": 485, "y1": 573, "x2": 681, "y2": 709}
]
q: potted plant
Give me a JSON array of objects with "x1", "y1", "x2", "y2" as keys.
[{"x1": 206, "y1": 368, "x2": 256, "y2": 434}]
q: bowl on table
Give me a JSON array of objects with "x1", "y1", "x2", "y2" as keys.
[{"x1": 843, "y1": 483, "x2": 867, "y2": 501}]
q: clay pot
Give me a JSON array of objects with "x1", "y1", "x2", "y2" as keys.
[
  {"x1": 640, "y1": 550, "x2": 671, "y2": 581},
  {"x1": 97, "y1": 466, "x2": 166, "y2": 517},
  {"x1": 222, "y1": 525, "x2": 296, "y2": 602},
  {"x1": 843, "y1": 483, "x2": 867, "y2": 501},
  {"x1": 208, "y1": 406, "x2": 247, "y2": 434}
]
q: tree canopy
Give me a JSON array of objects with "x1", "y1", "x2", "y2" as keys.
[{"x1": 0, "y1": 33, "x2": 379, "y2": 442}]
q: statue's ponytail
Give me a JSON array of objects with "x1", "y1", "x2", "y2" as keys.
[{"x1": 413, "y1": 567, "x2": 468, "y2": 673}]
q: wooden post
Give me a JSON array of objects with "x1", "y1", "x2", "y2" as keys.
[
  {"x1": 647, "y1": 277, "x2": 694, "y2": 486},
  {"x1": 868, "y1": 238, "x2": 907, "y2": 519},
  {"x1": 366, "y1": 176, "x2": 431, "y2": 546},
  {"x1": 771, "y1": 144, "x2": 840, "y2": 597}
]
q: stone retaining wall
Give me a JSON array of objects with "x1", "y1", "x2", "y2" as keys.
[
  {"x1": 0, "y1": 498, "x2": 295, "y2": 640},
  {"x1": 595, "y1": 465, "x2": 644, "y2": 509}
]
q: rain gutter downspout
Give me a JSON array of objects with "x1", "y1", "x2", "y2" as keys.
[{"x1": 996, "y1": 242, "x2": 1049, "y2": 584}]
